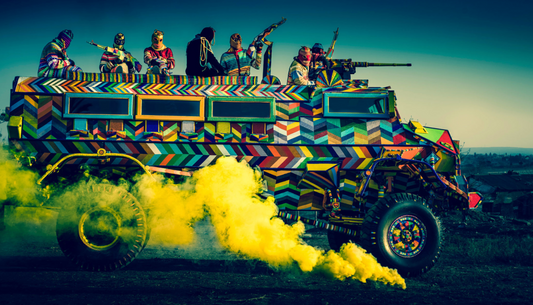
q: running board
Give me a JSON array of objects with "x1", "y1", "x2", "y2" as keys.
[{"x1": 277, "y1": 211, "x2": 358, "y2": 237}]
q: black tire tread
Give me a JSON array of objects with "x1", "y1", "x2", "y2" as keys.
[
  {"x1": 56, "y1": 184, "x2": 148, "y2": 271},
  {"x1": 359, "y1": 193, "x2": 442, "y2": 277}
]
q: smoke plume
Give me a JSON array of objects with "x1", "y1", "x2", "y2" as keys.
[{"x1": 135, "y1": 157, "x2": 406, "y2": 289}]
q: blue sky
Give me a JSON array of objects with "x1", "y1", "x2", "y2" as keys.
[{"x1": 1, "y1": 0, "x2": 532, "y2": 148}]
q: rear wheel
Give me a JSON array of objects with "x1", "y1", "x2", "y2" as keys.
[
  {"x1": 56, "y1": 183, "x2": 148, "y2": 271},
  {"x1": 360, "y1": 193, "x2": 442, "y2": 277}
]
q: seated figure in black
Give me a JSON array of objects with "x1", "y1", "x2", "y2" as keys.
[{"x1": 186, "y1": 27, "x2": 226, "y2": 77}]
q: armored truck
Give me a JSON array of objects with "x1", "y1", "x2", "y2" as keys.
[{"x1": 1, "y1": 55, "x2": 481, "y2": 276}]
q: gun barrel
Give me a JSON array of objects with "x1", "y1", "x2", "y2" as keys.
[{"x1": 353, "y1": 62, "x2": 412, "y2": 67}]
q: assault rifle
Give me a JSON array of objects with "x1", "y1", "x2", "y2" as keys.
[
  {"x1": 87, "y1": 40, "x2": 142, "y2": 72},
  {"x1": 327, "y1": 59, "x2": 412, "y2": 80}
]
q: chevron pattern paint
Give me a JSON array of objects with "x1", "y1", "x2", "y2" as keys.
[
  {"x1": 230, "y1": 123, "x2": 246, "y2": 143},
  {"x1": 13, "y1": 76, "x2": 311, "y2": 102},
  {"x1": 297, "y1": 189, "x2": 324, "y2": 210},
  {"x1": 299, "y1": 117, "x2": 314, "y2": 144},
  {"x1": 10, "y1": 94, "x2": 38, "y2": 139},
  {"x1": 36, "y1": 95, "x2": 67, "y2": 140},
  {"x1": 287, "y1": 121, "x2": 301, "y2": 145},
  {"x1": 273, "y1": 121, "x2": 288, "y2": 144},
  {"x1": 12, "y1": 139, "x2": 382, "y2": 171},
  {"x1": 313, "y1": 118, "x2": 328, "y2": 144},
  {"x1": 276, "y1": 102, "x2": 300, "y2": 121},
  {"x1": 91, "y1": 120, "x2": 108, "y2": 140},
  {"x1": 11, "y1": 89, "x2": 414, "y2": 147},
  {"x1": 62, "y1": 72, "x2": 257, "y2": 85},
  {"x1": 125, "y1": 121, "x2": 144, "y2": 141},
  {"x1": 162, "y1": 121, "x2": 180, "y2": 142},
  {"x1": 203, "y1": 123, "x2": 215, "y2": 143},
  {"x1": 339, "y1": 170, "x2": 362, "y2": 213},
  {"x1": 263, "y1": 170, "x2": 304, "y2": 210},
  {"x1": 326, "y1": 119, "x2": 341, "y2": 145},
  {"x1": 195, "y1": 122, "x2": 205, "y2": 142}
]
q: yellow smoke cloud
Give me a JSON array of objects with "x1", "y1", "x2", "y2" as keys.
[
  {"x1": 137, "y1": 157, "x2": 406, "y2": 289},
  {"x1": 1, "y1": 142, "x2": 405, "y2": 289},
  {"x1": 134, "y1": 174, "x2": 206, "y2": 246},
  {"x1": 0, "y1": 146, "x2": 40, "y2": 206}
]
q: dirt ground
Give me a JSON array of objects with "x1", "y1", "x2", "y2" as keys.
[{"x1": 1, "y1": 209, "x2": 533, "y2": 305}]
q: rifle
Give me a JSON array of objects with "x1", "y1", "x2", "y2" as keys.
[
  {"x1": 253, "y1": 17, "x2": 287, "y2": 47},
  {"x1": 327, "y1": 59, "x2": 412, "y2": 80},
  {"x1": 87, "y1": 40, "x2": 142, "y2": 72},
  {"x1": 257, "y1": 18, "x2": 287, "y2": 79},
  {"x1": 325, "y1": 28, "x2": 339, "y2": 59}
]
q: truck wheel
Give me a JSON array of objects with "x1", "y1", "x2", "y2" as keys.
[
  {"x1": 56, "y1": 184, "x2": 148, "y2": 271},
  {"x1": 360, "y1": 193, "x2": 442, "y2": 277}
]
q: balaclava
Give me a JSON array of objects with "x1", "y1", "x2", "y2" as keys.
[
  {"x1": 298, "y1": 46, "x2": 311, "y2": 67},
  {"x1": 228, "y1": 33, "x2": 242, "y2": 52},
  {"x1": 311, "y1": 43, "x2": 325, "y2": 61},
  {"x1": 114, "y1": 33, "x2": 125, "y2": 50},
  {"x1": 58, "y1": 29, "x2": 74, "y2": 49},
  {"x1": 151, "y1": 30, "x2": 166, "y2": 51}
]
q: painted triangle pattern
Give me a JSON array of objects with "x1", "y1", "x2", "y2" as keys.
[
  {"x1": 313, "y1": 118, "x2": 328, "y2": 144},
  {"x1": 162, "y1": 121, "x2": 180, "y2": 142},
  {"x1": 276, "y1": 102, "x2": 301, "y2": 121},
  {"x1": 326, "y1": 119, "x2": 341, "y2": 145},
  {"x1": 125, "y1": 121, "x2": 145, "y2": 141},
  {"x1": 287, "y1": 121, "x2": 301, "y2": 144},
  {"x1": 339, "y1": 170, "x2": 362, "y2": 213},
  {"x1": 273, "y1": 121, "x2": 287, "y2": 144},
  {"x1": 36, "y1": 95, "x2": 67, "y2": 140}
]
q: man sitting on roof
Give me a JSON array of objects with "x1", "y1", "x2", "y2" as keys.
[
  {"x1": 186, "y1": 27, "x2": 226, "y2": 77},
  {"x1": 219, "y1": 33, "x2": 262, "y2": 76},
  {"x1": 287, "y1": 46, "x2": 314, "y2": 86},
  {"x1": 100, "y1": 33, "x2": 141, "y2": 74},
  {"x1": 144, "y1": 30, "x2": 175, "y2": 76},
  {"x1": 38, "y1": 30, "x2": 82, "y2": 77}
]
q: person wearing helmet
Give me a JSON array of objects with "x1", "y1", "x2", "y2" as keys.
[
  {"x1": 100, "y1": 33, "x2": 141, "y2": 74},
  {"x1": 144, "y1": 30, "x2": 175, "y2": 75},
  {"x1": 287, "y1": 46, "x2": 314, "y2": 86},
  {"x1": 309, "y1": 43, "x2": 329, "y2": 81},
  {"x1": 186, "y1": 27, "x2": 225, "y2": 77},
  {"x1": 38, "y1": 29, "x2": 82, "y2": 77},
  {"x1": 219, "y1": 33, "x2": 262, "y2": 76}
]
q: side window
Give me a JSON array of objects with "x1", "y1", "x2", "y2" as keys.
[
  {"x1": 64, "y1": 93, "x2": 134, "y2": 119},
  {"x1": 207, "y1": 97, "x2": 276, "y2": 122},
  {"x1": 136, "y1": 95, "x2": 205, "y2": 121},
  {"x1": 323, "y1": 92, "x2": 390, "y2": 119}
]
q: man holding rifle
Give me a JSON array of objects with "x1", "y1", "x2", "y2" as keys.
[{"x1": 97, "y1": 33, "x2": 142, "y2": 74}]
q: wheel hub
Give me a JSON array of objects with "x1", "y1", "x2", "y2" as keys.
[
  {"x1": 388, "y1": 215, "x2": 427, "y2": 258},
  {"x1": 79, "y1": 207, "x2": 121, "y2": 251}
]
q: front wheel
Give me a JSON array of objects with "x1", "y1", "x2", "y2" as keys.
[
  {"x1": 360, "y1": 193, "x2": 442, "y2": 277},
  {"x1": 56, "y1": 183, "x2": 148, "y2": 271}
]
